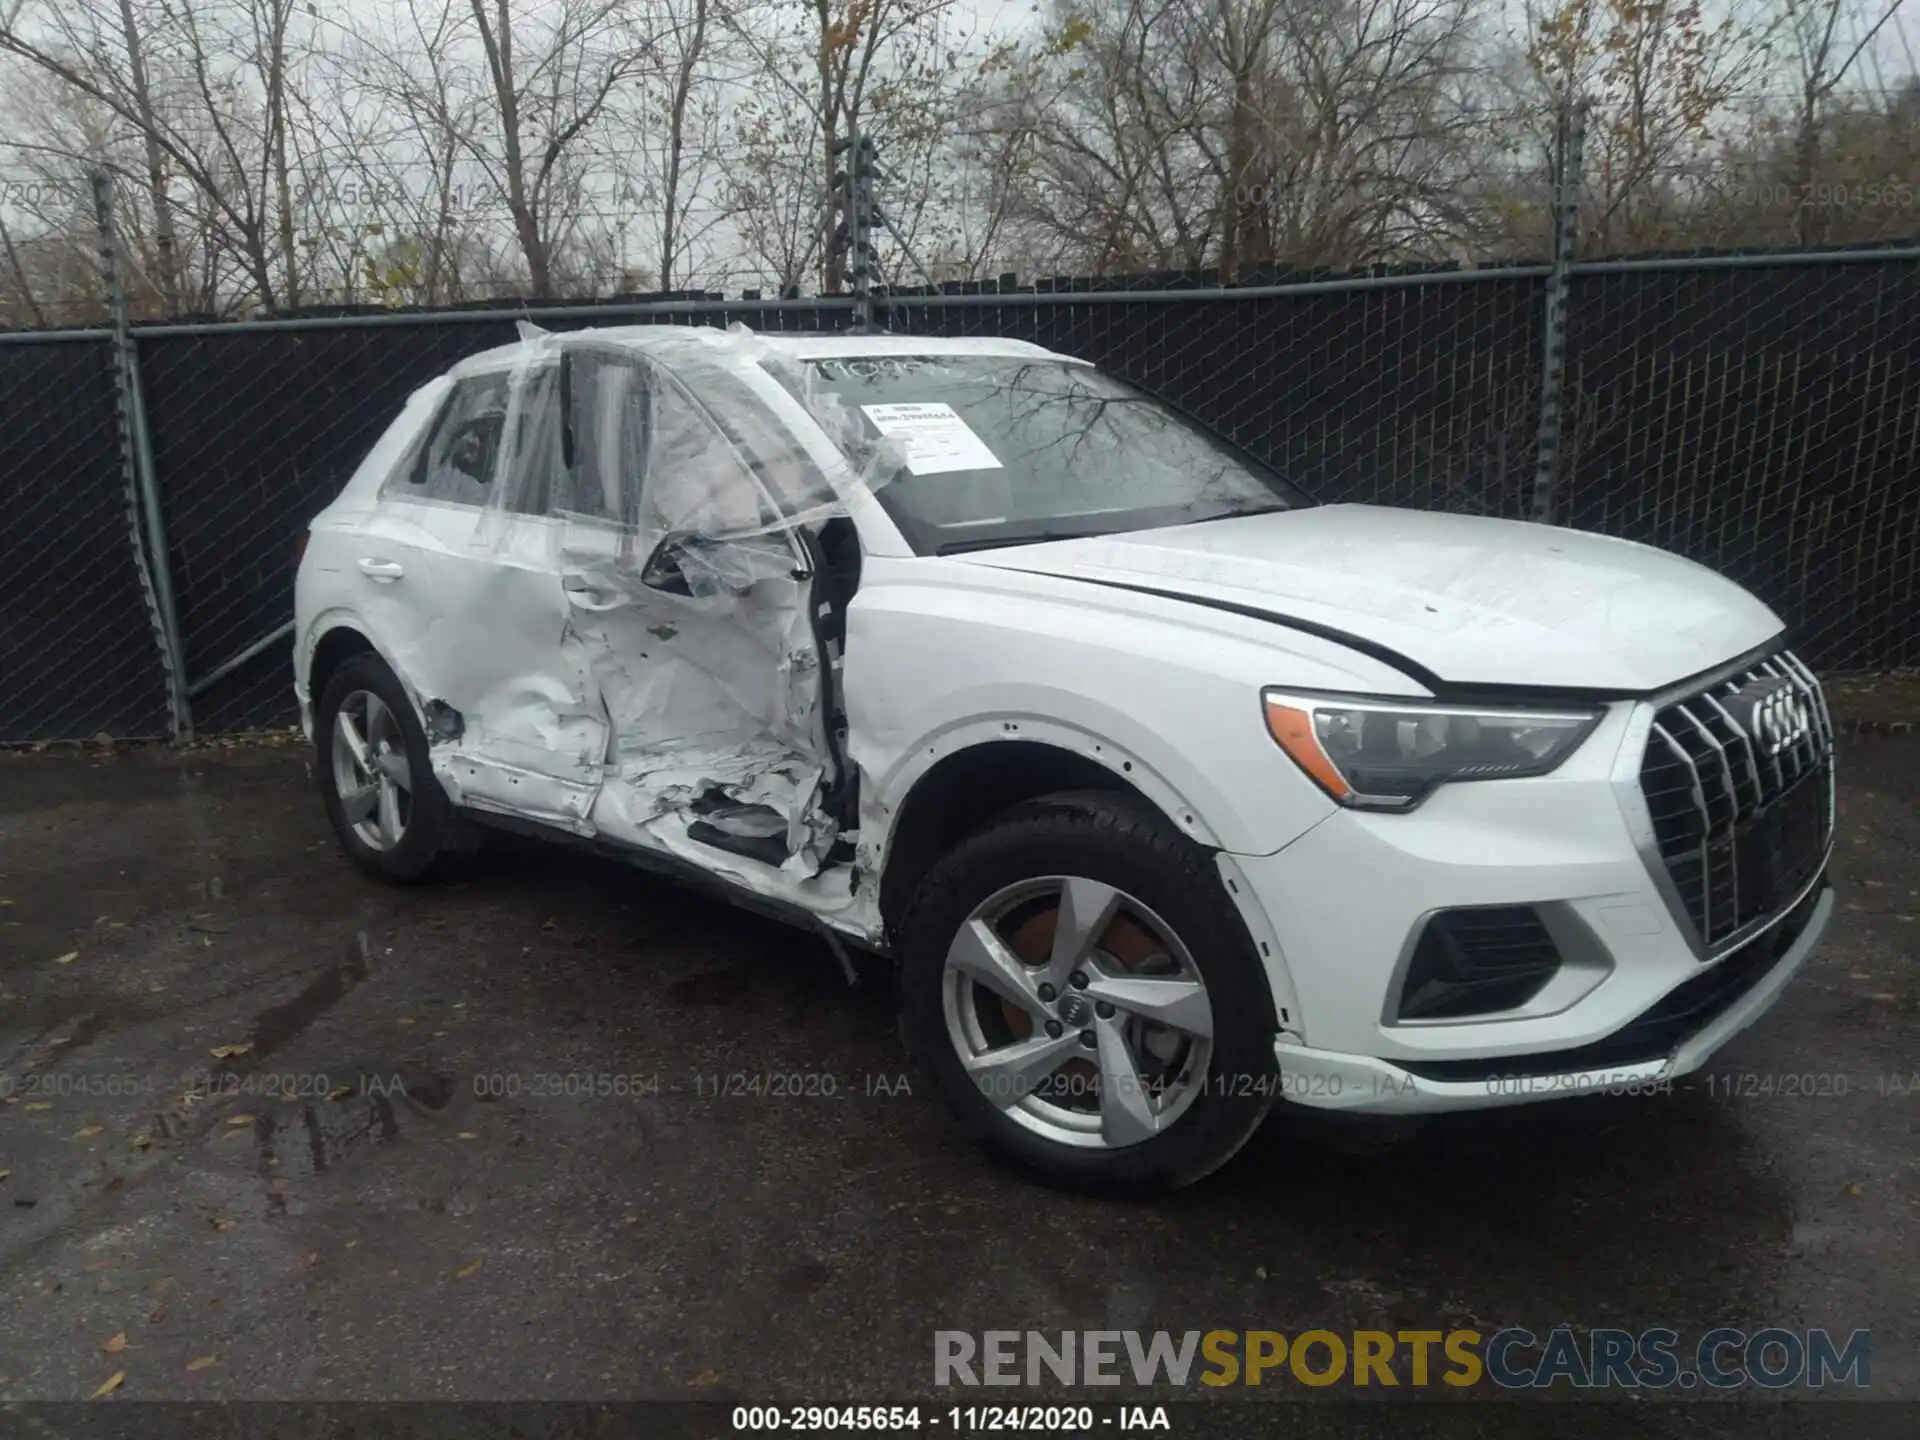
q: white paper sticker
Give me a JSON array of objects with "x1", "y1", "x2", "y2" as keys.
[{"x1": 860, "y1": 402, "x2": 1003, "y2": 475}]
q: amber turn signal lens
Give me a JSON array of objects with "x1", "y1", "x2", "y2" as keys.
[{"x1": 1263, "y1": 697, "x2": 1352, "y2": 802}]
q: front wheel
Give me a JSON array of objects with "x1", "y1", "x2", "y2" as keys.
[{"x1": 897, "y1": 790, "x2": 1279, "y2": 1192}]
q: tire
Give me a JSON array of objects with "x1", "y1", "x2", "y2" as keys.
[
  {"x1": 315, "y1": 652, "x2": 469, "y2": 883},
  {"x1": 897, "y1": 789, "x2": 1278, "y2": 1193}
]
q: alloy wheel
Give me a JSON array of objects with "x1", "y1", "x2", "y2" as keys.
[
  {"x1": 941, "y1": 876, "x2": 1215, "y2": 1149},
  {"x1": 330, "y1": 688, "x2": 413, "y2": 852}
]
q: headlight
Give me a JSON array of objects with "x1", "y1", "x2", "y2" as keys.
[{"x1": 1262, "y1": 689, "x2": 1603, "y2": 811}]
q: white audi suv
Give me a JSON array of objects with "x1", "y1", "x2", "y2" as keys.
[{"x1": 292, "y1": 323, "x2": 1836, "y2": 1190}]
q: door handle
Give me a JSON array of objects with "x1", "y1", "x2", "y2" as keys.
[{"x1": 357, "y1": 558, "x2": 404, "y2": 582}]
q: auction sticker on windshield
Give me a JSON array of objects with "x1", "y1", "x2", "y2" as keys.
[{"x1": 860, "y1": 402, "x2": 1003, "y2": 475}]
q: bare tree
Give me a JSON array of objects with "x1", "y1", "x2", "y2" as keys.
[
  {"x1": 721, "y1": 0, "x2": 963, "y2": 292},
  {"x1": 463, "y1": 0, "x2": 656, "y2": 295},
  {"x1": 1780, "y1": 0, "x2": 1907, "y2": 241},
  {"x1": 113, "y1": 0, "x2": 180, "y2": 310},
  {"x1": 1523, "y1": 0, "x2": 1781, "y2": 253},
  {"x1": 977, "y1": 0, "x2": 1491, "y2": 277}
]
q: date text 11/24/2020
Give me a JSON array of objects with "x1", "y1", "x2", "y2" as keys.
[{"x1": 729, "y1": 1406, "x2": 1173, "y2": 1432}]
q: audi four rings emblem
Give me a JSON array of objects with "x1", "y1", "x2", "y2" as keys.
[{"x1": 1727, "y1": 677, "x2": 1813, "y2": 756}]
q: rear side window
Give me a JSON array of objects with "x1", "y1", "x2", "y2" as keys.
[{"x1": 394, "y1": 373, "x2": 511, "y2": 506}]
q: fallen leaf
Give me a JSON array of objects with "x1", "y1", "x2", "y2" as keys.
[
  {"x1": 622, "y1": 1213, "x2": 639, "y2": 1225},
  {"x1": 225, "y1": 1116, "x2": 255, "y2": 1128},
  {"x1": 89, "y1": 1371, "x2": 124, "y2": 1398},
  {"x1": 1871, "y1": 993, "x2": 1898, "y2": 1002},
  {"x1": 24, "y1": 1102, "x2": 51, "y2": 1111},
  {"x1": 148, "y1": 1306, "x2": 168, "y2": 1323},
  {"x1": 298, "y1": 1251, "x2": 318, "y2": 1270},
  {"x1": 692, "y1": 1368, "x2": 721, "y2": 1388},
  {"x1": 53, "y1": 951, "x2": 79, "y2": 966},
  {"x1": 210, "y1": 1216, "x2": 236, "y2": 1233},
  {"x1": 1843, "y1": 1181, "x2": 1866, "y2": 1196},
  {"x1": 102, "y1": 1333, "x2": 127, "y2": 1354},
  {"x1": 0, "y1": 1171, "x2": 10, "y2": 1183},
  {"x1": 85, "y1": 1257, "x2": 120, "y2": 1273},
  {"x1": 326, "y1": 1085, "x2": 354, "y2": 1101},
  {"x1": 208, "y1": 1044, "x2": 251, "y2": 1060},
  {"x1": 455, "y1": 1258, "x2": 484, "y2": 1279},
  {"x1": 457, "y1": 1131, "x2": 477, "y2": 1140},
  {"x1": 74, "y1": 1126, "x2": 104, "y2": 1139},
  {"x1": 396, "y1": 1017, "x2": 415, "y2": 1026},
  {"x1": 130, "y1": 1133, "x2": 152, "y2": 1150},
  {"x1": 186, "y1": 1355, "x2": 217, "y2": 1372}
]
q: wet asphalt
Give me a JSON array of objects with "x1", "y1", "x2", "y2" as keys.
[{"x1": 0, "y1": 732, "x2": 1914, "y2": 1412}]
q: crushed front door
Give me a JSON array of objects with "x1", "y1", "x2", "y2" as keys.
[{"x1": 550, "y1": 344, "x2": 842, "y2": 876}]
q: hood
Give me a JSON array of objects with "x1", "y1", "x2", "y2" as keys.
[{"x1": 953, "y1": 504, "x2": 1784, "y2": 693}]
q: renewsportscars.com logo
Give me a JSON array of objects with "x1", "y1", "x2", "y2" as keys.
[{"x1": 933, "y1": 1328, "x2": 1872, "y2": 1390}]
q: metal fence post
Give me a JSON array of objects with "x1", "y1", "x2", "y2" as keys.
[
  {"x1": 92, "y1": 168, "x2": 193, "y2": 742},
  {"x1": 1530, "y1": 98, "x2": 1588, "y2": 525}
]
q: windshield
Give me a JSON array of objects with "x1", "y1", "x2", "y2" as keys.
[{"x1": 774, "y1": 355, "x2": 1309, "y2": 554}]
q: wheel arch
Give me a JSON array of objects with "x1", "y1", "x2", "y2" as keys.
[
  {"x1": 300, "y1": 611, "x2": 430, "y2": 722},
  {"x1": 306, "y1": 622, "x2": 378, "y2": 705},
  {"x1": 873, "y1": 730, "x2": 1209, "y2": 942},
  {"x1": 870, "y1": 729, "x2": 1304, "y2": 1035}
]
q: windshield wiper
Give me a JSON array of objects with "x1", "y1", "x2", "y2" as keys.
[{"x1": 935, "y1": 531, "x2": 1092, "y2": 555}]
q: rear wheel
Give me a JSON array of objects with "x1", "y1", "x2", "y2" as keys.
[
  {"x1": 898, "y1": 790, "x2": 1278, "y2": 1192},
  {"x1": 316, "y1": 653, "x2": 466, "y2": 882}
]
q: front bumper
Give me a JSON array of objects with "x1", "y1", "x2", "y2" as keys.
[
  {"x1": 1270, "y1": 885, "x2": 1833, "y2": 1113},
  {"x1": 1226, "y1": 687, "x2": 1836, "y2": 1113}
]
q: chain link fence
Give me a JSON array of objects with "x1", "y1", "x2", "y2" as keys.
[
  {"x1": 1, "y1": 182, "x2": 1916, "y2": 743},
  {"x1": 1563, "y1": 252, "x2": 1920, "y2": 677},
  {"x1": 0, "y1": 335, "x2": 169, "y2": 740}
]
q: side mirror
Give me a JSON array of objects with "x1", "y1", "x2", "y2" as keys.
[{"x1": 641, "y1": 530, "x2": 794, "y2": 597}]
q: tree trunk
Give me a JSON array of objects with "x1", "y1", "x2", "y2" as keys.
[
  {"x1": 265, "y1": 0, "x2": 300, "y2": 309},
  {"x1": 473, "y1": 0, "x2": 552, "y2": 296},
  {"x1": 116, "y1": 0, "x2": 181, "y2": 314},
  {"x1": 659, "y1": 0, "x2": 709, "y2": 292}
]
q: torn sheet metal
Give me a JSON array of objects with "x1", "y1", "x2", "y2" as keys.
[{"x1": 401, "y1": 322, "x2": 866, "y2": 925}]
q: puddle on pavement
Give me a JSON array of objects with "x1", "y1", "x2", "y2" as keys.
[
  {"x1": 217, "y1": 1063, "x2": 459, "y2": 1192},
  {"x1": 241, "y1": 933, "x2": 374, "y2": 1062},
  {"x1": 176, "y1": 932, "x2": 466, "y2": 1187}
]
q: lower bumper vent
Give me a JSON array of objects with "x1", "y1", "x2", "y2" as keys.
[{"x1": 1396, "y1": 906, "x2": 1562, "y2": 1021}]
